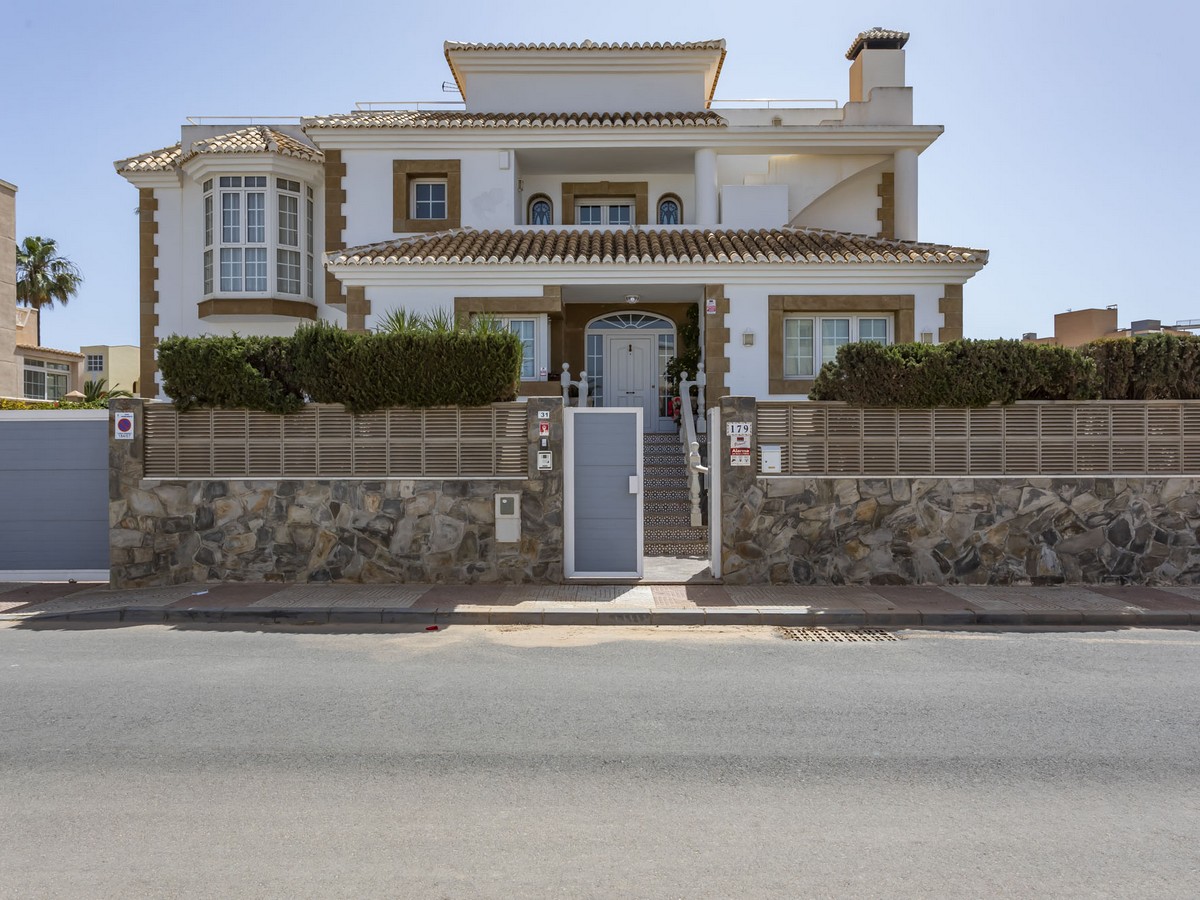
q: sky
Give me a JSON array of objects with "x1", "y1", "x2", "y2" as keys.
[{"x1": 2, "y1": 0, "x2": 1198, "y2": 352}]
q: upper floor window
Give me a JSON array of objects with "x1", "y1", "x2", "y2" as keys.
[
  {"x1": 203, "y1": 175, "x2": 312, "y2": 297},
  {"x1": 783, "y1": 315, "x2": 891, "y2": 378},
  {"x1": 393, "y1": 160, "x2": 461, "y2": 232},
  {"x1": 528, "y1": 195, "x2": 553, "y2": 225},
  {"x1": 412, "y1": 179, "x2": 447, "y2": 220},
  {"x1": 577, "y1": 200, "x2": 632, "y2": 227},
  {"x1": 85, "y1": 354, "x2": 104, "y2": 373},
  {"x1": 657, "y1": 195, "x2": 682, "y2": 225}
]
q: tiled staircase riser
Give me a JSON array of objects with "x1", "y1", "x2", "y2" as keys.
[{"x1": 643, "y1": 433, "x2": 709, "y2": 556}]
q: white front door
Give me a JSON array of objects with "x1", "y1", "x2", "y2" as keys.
[{"x1": 606, "y1": 335, "x2": 657, "y2": 427}]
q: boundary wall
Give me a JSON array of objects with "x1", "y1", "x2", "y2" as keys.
[{"x1": 719, "y1": 397, "x2": 1200, "y2": 585}]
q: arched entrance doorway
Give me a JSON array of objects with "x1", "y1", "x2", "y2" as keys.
[{"x1": 585, "y1": 312, "x2": 677, "y2": 433}]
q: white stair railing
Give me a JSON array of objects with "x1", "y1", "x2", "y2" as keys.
[
  {"x1": 678, "y1": 370, "x2": 709, "y2": 528},
  {"x1": 560, "y1": 363, "x2": 590, "y2": 407}
]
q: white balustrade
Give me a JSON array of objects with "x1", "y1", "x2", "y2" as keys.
[{"x1": 560, "y1": 363, "x2": 590, "y2": 408}]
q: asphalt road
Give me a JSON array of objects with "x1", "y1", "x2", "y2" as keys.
[{"x1": 1, "y1": 622, "x2": 1198, "y2": 899}]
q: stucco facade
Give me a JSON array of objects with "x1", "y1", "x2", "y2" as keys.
[
  {"x1": 0, "y1": 179, "x2": 17, "y2": 398},
  {"x1": 116, "y1": 29, "x2": 987, "y2": 413}
]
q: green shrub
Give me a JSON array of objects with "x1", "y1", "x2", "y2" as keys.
[
  {"x1": 157, "y1": 334, "x2": 305, "y2": 414},
  {"x1": 1081, "y1": 333, "x2": 1200, "y2": 399},
  {"x1": 157, "y1": 317, "x2": 523, "y2": 414},
  {"x1": 810, "y1": 339, "x2": 1100, "y2": 406}
]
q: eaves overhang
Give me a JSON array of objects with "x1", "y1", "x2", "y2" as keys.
[{"x1": 303, "y1": 124, "x2": 944, "y2": 154}]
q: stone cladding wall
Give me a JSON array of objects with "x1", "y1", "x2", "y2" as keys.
[
  {"x1": 718, "y1": 397, "x2": 1200, "y2": 585},
  {"x1": 110, "y1": 398, "x2": 563, "y2": 587}
]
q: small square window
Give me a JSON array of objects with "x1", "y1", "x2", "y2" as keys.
[
  {"x1": 85, "y1": 354, "x2": 104, "y2": 373},
  {"x1": 412, "y1": 180, "x2": 448, "y2": 220}
]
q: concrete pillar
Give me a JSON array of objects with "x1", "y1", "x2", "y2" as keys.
[
  {"x1": 893, "y1": 148, "x2": 918, "y2": 241},
  {"x1": 694, "y1": 149, "x2": 718, "y2": 226},
  {"x1": 0, "y1": 179, "x2": 17, "y2": 399}
]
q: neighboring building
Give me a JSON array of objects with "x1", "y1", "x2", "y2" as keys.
[
  {"x1": 79, "y1": 344, "x2": 140, "y2": 394},
  {"x1": 0, "y1": 179, "x2": 16, "y2": 398},
  {"x1": 14, "y1": 307, "x2": 83, "y2": 401},
  {"x1": 1023, "y1": 307, "x2": 1200, "y2": 348},
  {"x1": 116, "y1": 28, "x2": 988, "y2": 423}
]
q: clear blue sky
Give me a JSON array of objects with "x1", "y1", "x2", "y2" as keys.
[{"x1": 3, "y1": 0, "x2": 1197, "y2": 352}]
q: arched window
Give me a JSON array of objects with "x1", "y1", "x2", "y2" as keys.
[
  {"x1": 656, "y1": 194, "x2": 682, "y2": 225},
  {"x1": 527, "y1": 195, "x2": 553, "y2": 225}
]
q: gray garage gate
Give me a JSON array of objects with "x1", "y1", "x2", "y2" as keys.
[{"x1": 0, "y1": 410, "x2": 109, "y2": 576}]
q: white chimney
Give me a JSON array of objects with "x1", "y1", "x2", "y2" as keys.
[{"x1": 846, "y1": 27, "x2": 909, "y2": 103}]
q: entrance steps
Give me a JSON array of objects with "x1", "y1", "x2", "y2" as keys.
[{"x1": 643, "y1": 432, "x2": 709, "y2": 556}]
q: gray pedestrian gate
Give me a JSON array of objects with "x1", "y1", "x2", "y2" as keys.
[
  {"x1": 564, "y1": 408, "x2": 643, "y2": 579},
  {"x1": 0, "y1": 410, "x2": 110, "y2": 575}
]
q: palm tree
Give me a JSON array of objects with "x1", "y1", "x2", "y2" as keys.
[
  {"x1": 15, "y1": 236, "x2": 83, "y2": 346},
  {"x1": 82, "y1": 379, "x2": 132, "y2": 403}
]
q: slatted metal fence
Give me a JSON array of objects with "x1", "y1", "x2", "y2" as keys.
[
  {"x1": 143, "y1": 404, "x2": 529, "y2": 479},
  {"x1": 755, "y1": 402, "x2": 1200, "y2": 476}
]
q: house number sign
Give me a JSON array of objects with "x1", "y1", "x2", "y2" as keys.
[{"x1": 726, "y1": 422, "x2": 752, "y2": 436}]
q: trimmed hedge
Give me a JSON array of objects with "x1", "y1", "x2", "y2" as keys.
[
  {"x1": 1081, "y1": 333, "x2": 1200, "y2": 400},
  {"x1": 156, "y1": 321, "x2": 523, "y2": 414},
  {"x1": 157, "y1": 335, "x2": 305, "y2": 414},
  {"x1": 809, "y1": 339, "x2": 1100, "y2": 406}
]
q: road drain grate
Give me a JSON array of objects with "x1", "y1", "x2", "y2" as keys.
[{"x1": 777, "y1": 627, "x2": 899, "y2": 643}]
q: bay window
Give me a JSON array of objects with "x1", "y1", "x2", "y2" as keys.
[{"x1": 202, "y1": 175, "x2": 313, "y2": 298}]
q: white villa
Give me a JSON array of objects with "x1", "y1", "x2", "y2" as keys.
[{"x1": 116, "y1": 28, "x2": 987, "y2": 431}]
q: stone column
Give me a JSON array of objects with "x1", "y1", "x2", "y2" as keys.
[
  {"x1": 893, "y1": 148, "x2": 918, "y2": 241},
  {"x1": 523, "y1": 396, "x2": 565, "y2": 583},
  {"x1": 109, "y1": 397, "x2": 148, "y2": 587},
  {"x1": 718, "y1": 396, "x2": 760, "y2": 582},
  {"x1": 694, "y1": 149, "x2": 718, "y2": 226}
]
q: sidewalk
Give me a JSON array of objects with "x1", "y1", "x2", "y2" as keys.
[{"x1": 3, "y1": 579, "x2": 1200, "y2": 628}]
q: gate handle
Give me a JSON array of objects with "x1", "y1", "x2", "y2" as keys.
[{"x1": 628, "y1": 475, "x2": 639, "y2": 494}]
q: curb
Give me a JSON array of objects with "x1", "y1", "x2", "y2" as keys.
[{"x1": 4, "y1": 606, "x2": 1199, "y2": 627}]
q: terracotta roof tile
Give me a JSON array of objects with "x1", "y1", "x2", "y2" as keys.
[
  {"x1": 330, "y1": 227, "x2": 987, "y2": 268},
  {"x1": 186, "y1": 126, "x2": 322, "y2": 163},
  {"x1": 20, "y1": 346, "x2": 85, "y2": 358},
  {"x1": 846, "y1": 27, "x2": 910, "y2": 60},
  {"x1": 302, "y1": 109, "x2": 726, "y2": 129},
  {"x1": 114, "y1": 143, "x2": 183, "y2": 173},
  {"x1": 444, "y1": 40, "x2": 726, "y2": 52},
  {"x1": 115, "y1": 127, "x2": 321, "y2": 174}
]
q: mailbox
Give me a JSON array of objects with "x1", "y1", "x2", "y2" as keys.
[{"x1": 496, "y1": 493, "x2": 521, "y2": 542}]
